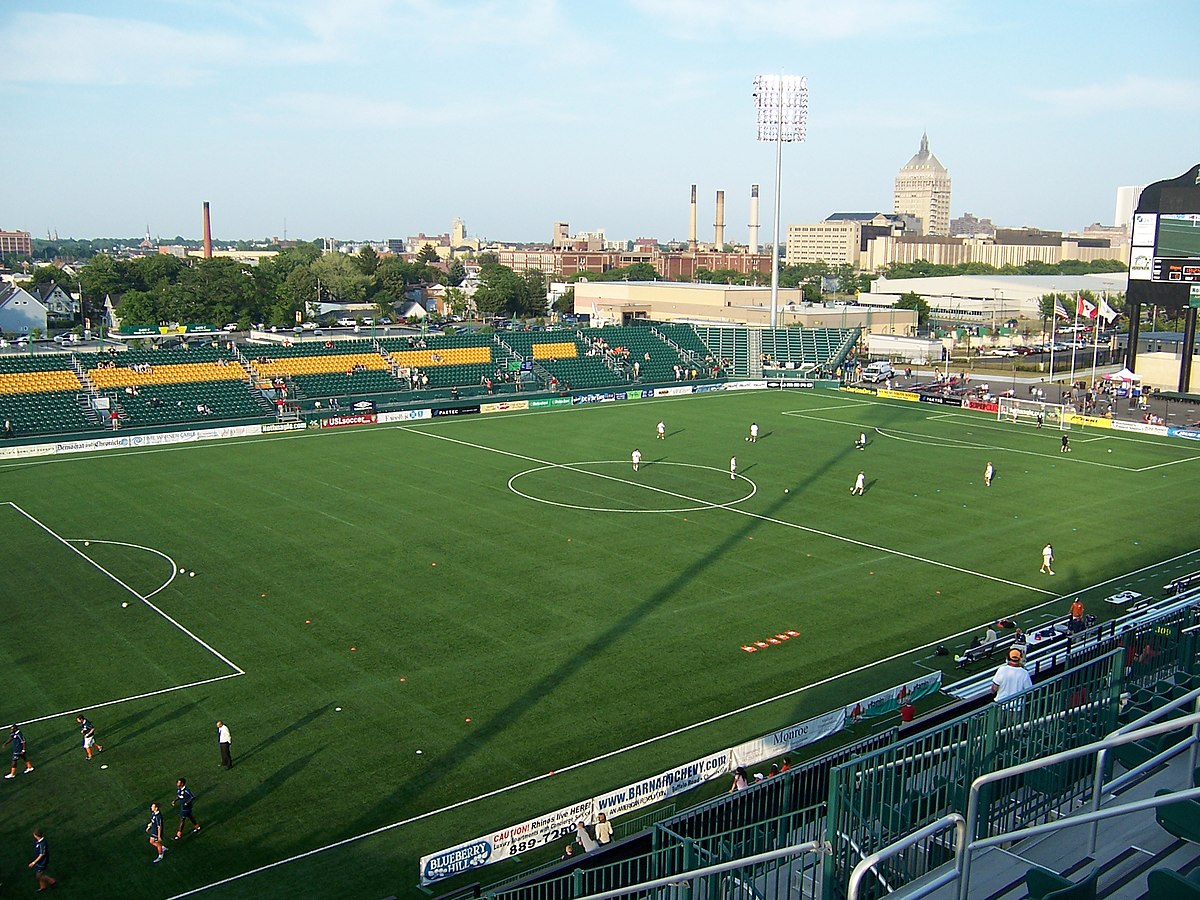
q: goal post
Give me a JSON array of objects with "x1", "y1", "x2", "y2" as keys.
[{"x1": 997, "y1": 396, "x2": 1070, "y2": 430}]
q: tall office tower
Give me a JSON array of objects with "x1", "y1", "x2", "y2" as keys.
[{"x1": 893, "y1": 132, "x2": 951, "y2": 237}]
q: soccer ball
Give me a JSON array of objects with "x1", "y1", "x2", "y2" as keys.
[
  {"x1": 121, "y1": 602, "x2": 128, "y2": 608},
  {"x1": 784, "y1": 488, "x2": 789, "y2": 493}
]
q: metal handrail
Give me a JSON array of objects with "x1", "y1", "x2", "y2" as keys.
[
  {"x1": 567, "y1": 841, "x2": 823, "y2": 900},
  {"x1": 1088, "y1": 684, "x2": 1200, "y2": 852},
  {"x1": 958, "y1": 710, "x2": 1200, "y2": 899},
  {"x1": 847, "y1": 814, "x2": 965, "y2": 900}
]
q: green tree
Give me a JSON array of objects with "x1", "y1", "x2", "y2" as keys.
[
  {"x1": 473, "y1": 263, "x2": 523, "y2": 318},
  {"x1": 27, "y1": 265, "x2": 70, "y2": 290},
  {"x1": 356, "y1": 246, "x2": 379, "y2": 275},
  {"x1": 417, "y1": 244, "x2": 439, "y2": 264},
  {"x1": 553, "y1": 286, "x2": 575, "y2": 315},
  {"x1": 312, "y1": 252, "x2": 371, "y2": 304},
  {"x1": 277, "y1": 266, "x2": 318, "y2": 319},
  {"x1": 113, "y1": 290, "x2": 161, "y2": 327},
  {"x1": 895, "y1": 291, "x2": 930, "y2": 326},
  {"x1": 444, "y1": 287, "x2": 469, "y2": 318},
  {"x1": 447, "y1": 259, "x2": 466, "y2": 287}
]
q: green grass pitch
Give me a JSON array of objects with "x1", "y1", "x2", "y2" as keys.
[{"x1": 0, "y1": 388, "x2": 1197, "y2": 899}]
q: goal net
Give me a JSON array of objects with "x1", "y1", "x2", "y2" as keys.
[{"x1": 997, "y1": 396, "x2": 1071, "y2": 430}]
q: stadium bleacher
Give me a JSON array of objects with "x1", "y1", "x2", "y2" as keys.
[
  {"x1": 500, "y1": 331, "x2": 619, "y2": 389},
  {"x1": 578, "y1": 326, "x2": 705, "y2": 382}
]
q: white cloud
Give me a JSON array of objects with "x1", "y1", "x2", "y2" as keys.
[{"x1": 625, "y1": 0, "x2": 948, "y2": 42}]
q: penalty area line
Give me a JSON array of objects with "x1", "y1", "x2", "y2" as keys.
[
  {"x1": 15, "y1": 672, "x2": 245, "y2": 729},
  {"x1": 5, "y1": 501, "x2": 244, "y2": 676}
]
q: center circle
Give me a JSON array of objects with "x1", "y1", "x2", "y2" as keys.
[{"x1": 508, "y1": 460, "x2": 757, "y2": 513}]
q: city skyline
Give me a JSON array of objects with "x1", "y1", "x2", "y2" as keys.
[{"x1": 2, "y1": 0, "x2": 1198, "y2": 244}]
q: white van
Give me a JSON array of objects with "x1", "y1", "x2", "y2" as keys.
[{"x1": 861, "y1": 361, "x2": 895, "y2": 383}]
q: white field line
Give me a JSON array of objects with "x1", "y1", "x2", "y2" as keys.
[
  {"x1": 67, "y1": 538, "x2": 180, "y2": 599},
  {"x1": 14, "y1": 672, "x2": 245, "y2": 729},
  {"x1": 5, "y1": 502, "x2": 243, "y2": 675},
  {"x1": 169, "y1": 545, "x2": 1200, "y2": 900},
  {"x1": 400, "y1": 428, "x2": 1058, "y2": 597}
]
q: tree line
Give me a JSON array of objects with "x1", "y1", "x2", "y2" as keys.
[{"x1": 25, "y1": 246, "x2": 462, "y2": 328}]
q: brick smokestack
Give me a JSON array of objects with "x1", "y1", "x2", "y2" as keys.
[
  {"x1": 688, "y1": 184, "x2": 698, "y2": 252},
  {"x1": 714, "y1": 190, "x2": 725, "y2": 249},
  {"x1": 748, "y1": 184, "x2": 761, "y2": 255},
  {"x1": 202, "y1": 202, "x2": 213, "y2": 259}
]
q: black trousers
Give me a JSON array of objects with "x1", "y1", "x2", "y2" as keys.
[{"x1": 219, "y1": 741, "x2": 232, "y2": 768}]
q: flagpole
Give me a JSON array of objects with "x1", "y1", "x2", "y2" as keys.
[
  {"x1": 1048, "y1": 299, "x2": 1056, "y2": 389},
  {"x1": 1089, "y1": 294, "x2": 1102, "y2": 387},
  {"x1": 1069, "y1": 295, "x2": 1080, "y2": 388}
]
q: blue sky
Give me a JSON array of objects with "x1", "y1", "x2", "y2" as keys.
[{"x1": 3, "y1": 0, "x2": 1198, "y2": 244}]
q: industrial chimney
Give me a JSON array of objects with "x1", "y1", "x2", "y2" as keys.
[
  {"x1": 748, "y1": 185, "x2": 761, "y2": 255},
  {"x1": 202, "y1": 202, "x2": 213, "y2": 259},
  {"x1": 688, "y1": 184, "x2": 698, "y2": 253},
  {"x1": 714, "y1": 190, "x2": 726, "y2": 249}
]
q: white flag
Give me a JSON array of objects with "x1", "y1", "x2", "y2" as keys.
[{"x1": 1097, "y1": 297, "x2": 1118, "y2": 325}]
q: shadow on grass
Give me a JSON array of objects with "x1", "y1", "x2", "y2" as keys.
[
  {"x1": 238, "y1": 704, "x2": 334, "y2": 765},
  {"x1": 340, "y1": 404, "x2": 916, "y2": 837},
  {"x1": 119, "y1": 697, "x2": 207, "y2": 746},
  {"x1": 236, "y1": 751, "x2": 319, "y2": 814}
]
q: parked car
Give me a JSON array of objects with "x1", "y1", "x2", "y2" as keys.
[
  {"x1": 300, "y1": 322, "x2": 318, "y2": 331},
  {"x1": 336, "y1": 317, "x2": 356, "y2": 327},
  {"x1": 223, "y1": 323, "x2": 239, "y2": 332}
]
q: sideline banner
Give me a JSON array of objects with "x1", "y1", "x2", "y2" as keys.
[
  {"x1": 481, "y1": 400, "x2": 530, "y2": 414},
  {"x1": 839, "y1": 386, "x2": 877, "y2": 396},
  {"x1": 261, "y1": 422, "x2": 306, "y2": 433},
  {"x1": 845, "y1": 671, "x2": 942, "y2": 723},
  {"x1": 1169, "y1": 426, "x2": 1200, "y2": 441},
  {"x1": 377, "y1": 409, "x2": 433, "y2": 423},
  {"x1": 728, "y1": 708, "x2": 845, "y2": 770},
  {"x1": 320, "y1": 414, "x2": 377, "y2": 428},
  {"x1": 420, "y1": 799, "x2": 593, "y2": 885},
  {"x1": 654, "y1": 386, "x2": 694, "y2": 397},
  {"x1": 1064, "y1": 412, "x2": 1113, "y2": 430},
  {"x1": 919, "y1": 394, "x2": 963, "y2": 406},
  {"x1": 724, "y1": 380, "x2": 768, "y2": 391},
  {"x1": 529, "y1": 397, "x2": 572, "y2": 409},
  {"x1": 432, "y1": 405, "x2": 481, "y2": 417},
  {"x1": 766, "y1": 380, "x2": 817, "y2": 390},
  {"x1": 1111, "y1": 420, "x2": 1167, "y2": 436},
  {"x1": 593, "y1": 748, "x2": 732, "y2": 820},
  {"x1": 876, "y1": 388, "x2": 920, "y2": 402},
  {"x1": 0, "y1": 442, "x2": 55, "y2": 460},
  {"x1": 965, "y1": 399, "x2": 999, "y2": 414}
]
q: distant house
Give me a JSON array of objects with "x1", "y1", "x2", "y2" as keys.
[
  {"x1": 0, "y1": 284, "x2": 49, "y2": 335},
  {"x1": 33, "y1": 282, "x2": 79, "y2": 319}
]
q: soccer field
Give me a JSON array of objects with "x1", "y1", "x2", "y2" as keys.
[{"x1": 1, "y1": 389, "x2": 1197, "y2": 899}]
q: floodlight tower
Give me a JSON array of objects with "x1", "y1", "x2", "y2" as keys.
[{"x1": 753, "y1": 74, "x2": 808, "y2": 328}]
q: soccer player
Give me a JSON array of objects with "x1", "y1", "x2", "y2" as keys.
[
  {"x1": 984, "y1": 461, "x2": 994, "y2": 487},
  {"x1": 855, "y1": 432, "x2": 866, "y2": 450},
  {"x1": 28, "y1": 828, "x2": 57, "y2": 891},
  {"x1": 1060, "y1": 434, "x2": 1070, "y2": 453},
  {"x1": 631, "y1": 448, "x2": 641, "y2": 472},
  {"x1": 850, "y1": 471, "x2": 865, "y2": 495},
  {"x1": 656, "y1": 421, "x2": 665, "y2": 440},
  {"x1": 77, "y1": 714, "x2": 104, "y2": 760},
  {"x1": 729, "y1": 456, "x2": 737, "y2": 480},
  {"x1": 5, "y1": 724, "x2": 34, "y2": 778},
  {"x1": 1040, "y1": 543, "x2": 1055, "y2": 575},
  {"x1": 748, "y1": 422, "x2": 758, "y2": 443},
  {"x1": 146, "y1": 802, "x2": 167, "y2": 863},
  {"x1": 173, "y1": 778, "x2": 201, "y2": 839}
]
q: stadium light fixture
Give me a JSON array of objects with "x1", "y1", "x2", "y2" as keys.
[{"x1": 753, "y1": 74, "x2": 808, "y2": 329}]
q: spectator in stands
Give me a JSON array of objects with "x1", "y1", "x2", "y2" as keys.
[
  {"x1": 767, "y1": 763, "x2": 780, "y2": 777},
  {"x1": 779, "y1": 758, "x2": 791, "y2": 773},
  {"x1": 728, "y1": 766, "x2": 749, "y2": 792},
  {"x1": 2, "y1": 418, "x2": 13, "y2": 438},
  {"x1": 990, "y1": 648, "x2": 1033, "y2": 704},
  {"x1": 450, "y1": 387, "x2": 460, "y2": 400},
  {"x1": 420, "y1": 373, "x2": 429, "y2": 388},
  {"x1": 593, "y1": 813, "x2": 613, "y2": 845},
  {"x1": 561, "y1": 843, "x2": 576, "y2": 860},
  {"x1": 574, "y1": 822, "x2": 597, "y2": 853}
]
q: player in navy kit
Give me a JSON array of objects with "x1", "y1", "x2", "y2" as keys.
[
  {"x1": 173, "y1": 778, "x2": 201, "y2": 839},
  {"x1": 5, "y1": 724, "x2": 34, "y2": 778},
  {"x1": 146, "y1": 802, "x2": 167, "y2": 863},
  {"x1": 29, "y1": 828, "x2": 57, "y2": 890},
  {"x1": 77, "y1": 715, "x2": 103, "y2": 759}
]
